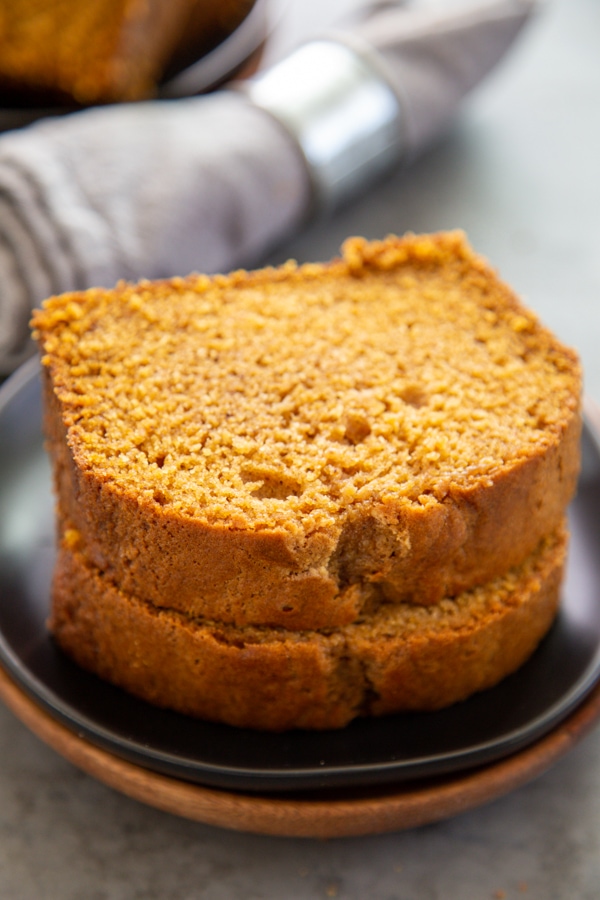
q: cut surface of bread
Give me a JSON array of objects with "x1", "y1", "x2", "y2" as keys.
[
  {"x1": 50, "y1": 527, "x2": 567, "y2": 731},
  {"x1": 32, "y1": 232, "x2": 581, "y2": 628}
]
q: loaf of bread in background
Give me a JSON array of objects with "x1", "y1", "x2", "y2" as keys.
[{"x1": 0, "y1": 0, "x2": 255, "y2": 104}]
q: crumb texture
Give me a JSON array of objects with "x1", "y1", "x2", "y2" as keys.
[{"x1": 34, "y1": 232, "x2": 579, "y2": 528}]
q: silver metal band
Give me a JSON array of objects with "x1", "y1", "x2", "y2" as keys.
[{"x1": 243, "y1": 39, "x2": 403, "y2": 211}]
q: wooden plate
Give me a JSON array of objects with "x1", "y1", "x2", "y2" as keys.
[{"x1": 1, "y1": 662, "x2": 599, "y2": 838}]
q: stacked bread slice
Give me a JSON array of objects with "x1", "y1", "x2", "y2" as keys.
[{"x1": 32, "y1": 232, "x2": 582, "y2": 730}]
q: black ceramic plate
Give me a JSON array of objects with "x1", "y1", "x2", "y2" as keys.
[{"x1": 1, "y1": 357, "x2": 600, "y2": 794}]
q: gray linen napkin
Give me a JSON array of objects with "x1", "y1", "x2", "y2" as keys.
[{"x1": 0, "y1": 0, "x2": 538, "y2": 374}]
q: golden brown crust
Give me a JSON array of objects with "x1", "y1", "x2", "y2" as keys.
[
  {"x1": 50, "y1": 529, "x2": 566, "y2": 731},
  {"x1": 34, "y1": 232, "x2": 581, "y2": 629}
]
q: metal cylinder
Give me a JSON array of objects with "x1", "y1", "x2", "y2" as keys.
[{"x1": 243, "y1": 39, "x2": 403, "y2": 211}]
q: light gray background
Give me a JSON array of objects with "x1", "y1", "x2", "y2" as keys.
[{"x1": 1, "y1": 0, "x2": 599, "y2": 897}]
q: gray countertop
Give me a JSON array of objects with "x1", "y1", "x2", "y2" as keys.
[{"x1": 1, "y1": 0, "x2": 600, "y2": 897}]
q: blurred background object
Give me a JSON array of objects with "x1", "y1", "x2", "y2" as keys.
[{"x1": 0, "y1": 0, "x2": 258, "y2": 106}]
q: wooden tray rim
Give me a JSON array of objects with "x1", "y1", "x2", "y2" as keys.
[{"x1": 1, "y1": 663, "x2": 599, "y2": 838}]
